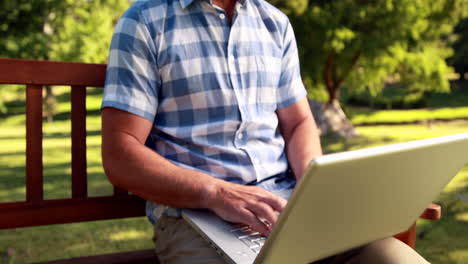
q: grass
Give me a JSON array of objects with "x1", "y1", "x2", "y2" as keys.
[
  {"x1": 343, "y1": 84, "x2": 468, "y2": 125},
  {"x1": 1, "y1": 87, "x2": 468, "y2": 263},
  {"x1": 322, "y1": 121, "x2": 468, "y2": 153},
  {"x1": 348, "y1": 107, "x2": 468, "y2": 125}
]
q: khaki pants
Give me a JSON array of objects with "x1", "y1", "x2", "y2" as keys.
[{"x1": 153, "y1": 216, "x2": 429, "y2": 264}]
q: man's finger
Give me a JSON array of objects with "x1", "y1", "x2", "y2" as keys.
[
  {"x1": 240, "y1": 208, "x2": 271, "y2": 236},
  {"x1": 246, "y1": 202, "x2": 278, "y2": 227},
  {"x1": 259, "y1": 192, "x2": 287, "y2": 213}
]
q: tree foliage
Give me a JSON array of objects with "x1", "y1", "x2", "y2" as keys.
[
  {"x1": 0, "y1": 0, "x2": 130, "y2": 63},
  {"x1": 0, "y1": 0, "x2": 69, "y2": 60},
  {"x1": 449, "y1": 18, "x2": 468, "y2": 80},
  {"x1": 286, "y1": 0, "x2": 466, "y2": 104},
  {"x1": 50, "y1": 0, "x2": 131, "y2": 63},
  {"x1": 0, "y1": 0, "x2": 131, "y2": 114}
]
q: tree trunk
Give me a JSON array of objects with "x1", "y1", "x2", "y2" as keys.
[
  {"x1": 318, "y1": 53, "x2": 362, "y2": 138},
  {"x1": 43, "y1": 19, "x2": 56, "y2": 124},
  {"x1": 309, "y1": 99, "x2": 358, "y2": 138}
]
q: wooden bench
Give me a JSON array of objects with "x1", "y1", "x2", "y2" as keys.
[
  {"x1": 0, "y1": 58, "x2": 441, "y2": 263},
  {"x1": 0, "y1": 58, "x2": 158, "y2": 263}
]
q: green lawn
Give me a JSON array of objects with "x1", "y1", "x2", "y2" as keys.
[
  {"x1": 0, "y1": 89, "x2": 468, "y2": 263},
  {"x1": 348, "y1": 107, "x2": 468, "y2": 125}
]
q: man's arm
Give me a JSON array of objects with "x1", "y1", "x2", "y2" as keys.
[
  {"x1": 277, "y1": 97, "x2": 323, "y2": 179},
  {"x1": 101, "y1": 107, "x2": 286, "y2": 235}
]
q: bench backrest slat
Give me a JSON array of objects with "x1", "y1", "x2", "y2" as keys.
[
  {"x1": 26, "y1": 84, "x2": 44, "y2": 202},
  {"x1": 71, "y1": 85, "x2": 88, "y2": 198},
  {"x1": 0, "y1": 196, "x2": 146, "y2": 229},
  {"x1": 0, "y1": 58, "x2": 106, "y2": 86}
]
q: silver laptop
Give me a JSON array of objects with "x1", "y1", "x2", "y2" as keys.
[{"x1": 183, "y1": 133, "x2": 468, "y2": 264}]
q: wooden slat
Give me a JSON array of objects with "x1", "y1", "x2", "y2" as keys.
[
  {"x1": 0, "y1": 195, "x2": 146, "y2": 229},
  {"x1": 71, "y1": 86, "x2": 88, "y2": 198},
  {"x1": 26, "y1": 84, "x2": 44, "y2": 202},
  {"x1": 34, "y1": 249, "x2": 158, "y2": 264},
  {"x1": 114, "y1": 186, "x2": 129, "y2": 196},
  {"x1": 0, "y1": 58, "x2": 106, "y2": 87},
  {"x1": 394, "y1": 223, "x2": 417, "y2": 249}
]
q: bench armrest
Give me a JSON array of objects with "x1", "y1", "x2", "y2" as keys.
[
  {"x1": 394, "y1": 203, "x2": 441, "y2": 248},
  {"x1": 420, "y1": 203, "x2": 441, "y2": 220}
]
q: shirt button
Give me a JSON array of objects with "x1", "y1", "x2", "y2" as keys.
[
  {"x1": 219, "y1": 13, "x2": 226, "y2": 19},
  {"x1": 238, "y1": 133, "x2": 244, "y2": 140}
]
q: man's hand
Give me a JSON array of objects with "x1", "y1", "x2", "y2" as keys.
[{"x1": 203, "y1": 180, "x2": 287, "y2": 236}]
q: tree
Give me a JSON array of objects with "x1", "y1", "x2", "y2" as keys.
[
  {"x1": 0, "y1": 0, "x2": 131, "y2": 115},
  {"x1": 0, "y1": 0, "x2": 130, "y2": 62},
  {"x1": 286, "y1": 0, "x2": 465, "y2": 137},
  {"x1": 449, "y1": 18, "x2": 468, "y2": 80},
  {"x1": 49, "y1": 0, "x2": 131, "y2": 63}
]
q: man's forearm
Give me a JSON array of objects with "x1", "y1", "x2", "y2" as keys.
[
  {"x1": 277, "y1": 97, "x2": 323, "y2": 180},
  {"x1": 285, "y1": 115, "x2": 322, "y2": 179},
  {"x1": 102, "y1": 131, "x2": 218, "y2": 209},
  {"x1": 103, "y1": 132, "x2": 287, "y2": 235}
]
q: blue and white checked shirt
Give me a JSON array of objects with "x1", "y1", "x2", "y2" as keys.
[{"x1": 102, "y1": 0, "x2": 307, "y2": 221}]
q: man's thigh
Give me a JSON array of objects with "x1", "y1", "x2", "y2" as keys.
[
  {"x1": 153, "y1": 216, "x2": 226, "y2": 264},
  {"x1": 342, "y1": 237, "x2": 430, "y2": 264},
  {"x1": 153, "y1": 216, "x2": 429, "y2": 264},
  {"x1": 314, "y1": 237, "x2": 429, "y2": 264}
]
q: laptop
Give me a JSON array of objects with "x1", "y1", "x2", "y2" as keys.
[{"x1": 182, "y1": 133, "x2": 468, "y2": 264}]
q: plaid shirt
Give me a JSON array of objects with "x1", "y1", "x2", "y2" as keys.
[{"x1": 102, "y1": 0, "x2": 306, "y2": 202}]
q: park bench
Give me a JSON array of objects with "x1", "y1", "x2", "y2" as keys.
[{"x1": 0, "y1": 58, "x2": 441, "y2": 263}]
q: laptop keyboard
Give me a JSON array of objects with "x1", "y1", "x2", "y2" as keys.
[{"x1": 230, "y1": 225, "x2": 266, "y2": 254}]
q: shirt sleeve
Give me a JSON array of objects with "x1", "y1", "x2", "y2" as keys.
[
  {"x1": 276, "y1": 20, "x2": 307, "y2": 109},
  {"x1": 101, "y1": 6, "x2": 160, "y2": 122}
]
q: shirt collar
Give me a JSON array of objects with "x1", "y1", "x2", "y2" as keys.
[{"x1": 180, "y1": 0, "x2": 246, "y2": 9}]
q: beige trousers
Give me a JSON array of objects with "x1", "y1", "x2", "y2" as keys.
[{"x1": 153, "y1": 216, "x2": 429, "y2": 264}]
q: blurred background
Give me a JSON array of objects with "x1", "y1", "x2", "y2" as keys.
[{"x1": 0, "y1": 0, "x2": 467, "y2": 263}]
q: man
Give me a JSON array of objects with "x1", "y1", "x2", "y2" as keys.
[{"x1": 101, "y1": 0, "x2": 430, "y2": 263}]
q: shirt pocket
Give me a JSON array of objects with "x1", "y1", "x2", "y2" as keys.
[{"x1": 254, "y1": 55, "x2": 281, "y2": 112}]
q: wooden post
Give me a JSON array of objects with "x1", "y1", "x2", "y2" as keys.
[
  {"x1": 26, "y1": 84, "x2": 44, "y2": 202},
  {"x1": 71, "y1": 86, "x2": 88, "y2": 198}
]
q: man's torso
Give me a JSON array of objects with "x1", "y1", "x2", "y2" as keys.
[{"x1": 103, "y1": 0, "x2": 306, "y2": 184}]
